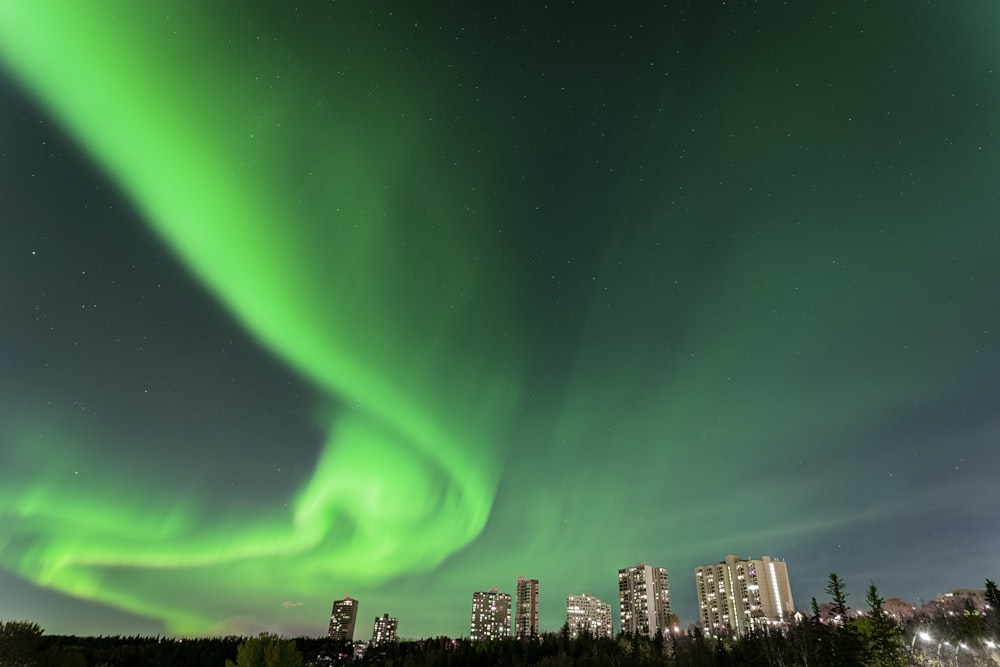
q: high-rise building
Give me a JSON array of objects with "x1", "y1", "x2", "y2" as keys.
[
  {"x1": 695, "y1": 555, "x2": 794, "y2": 635},
  {"x1": 328, "y1": 595, "x2": 359, "y2": 641},
  {"x1": 566, "y1": 593, "x2": 613, "y2": 639},
  {"x1": 370, "y1": 613, "x2": 398, "y2": 646},
  {"x1": 515, "y1": 577, "x2": 540, "y2": 639},
  {"x1": 470, "y1": 587, "x2": 512, "y2": 641},
  {"x1": 618, "y1": 562, "x2": 671, "y2": 637}
]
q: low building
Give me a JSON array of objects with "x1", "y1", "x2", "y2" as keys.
[{"x1": 567, "y1": 593, "x2": 613, "y2": 639}]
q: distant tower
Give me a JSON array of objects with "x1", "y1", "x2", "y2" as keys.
[
  {"x1": 370, "y1": 613, "x2": 398, "y2": 646},
  {"x1": 515, "y1": 577, "x2": 540, "y2": 639},
  {"x1": 695, "y1": 555, "x2": 794, "y2": 635},
  {"x1": 328, "y1": 595, "x2": 359, "y2": 641},
  {"x1": 618, "y1": 562, "x2": 671, "y2": 636},
  {"x1": 470, "y1": 587, "x2": 512, "y2": 641},
  {"x1": 567, "y1": 592, "x2": 613, "y2": 639}
]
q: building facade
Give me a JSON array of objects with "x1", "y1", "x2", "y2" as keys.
[
  {"x1": 515, "y1": 577, "x2": 540, "y2": 639},
  {"x1": 328, "y1": 595, "x2": 359, "y2": 641},
  {"x1": 618, "y1": 562, "x2": 671, "y2": 637},
  {"x1": 567, "y1": 593, "x2": 613, "y2": 639},
  {"x1": 470, "y1": 587, "x2": 512, "y2": 641},
  {"x1": 370, "y1": 613, "x2": 398, "y2": 646},
  {"x1": 695, "y1": 555, "x2": 794, "y2": 635}
]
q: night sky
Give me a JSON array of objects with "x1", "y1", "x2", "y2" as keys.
[{"x1": 1, "y1": 1, "x2": 999, "y2": 640}]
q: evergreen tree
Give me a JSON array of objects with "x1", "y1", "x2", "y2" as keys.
[
  {"x1": 956, "y1": 598, "x2": 984, "y2": 643},
  {"x1": 821, "y1": 573, "x2": 865, "y2": 667},
  {"x1": 224, "y1": 634, "x2": 302, "y2": 667},
  {"x1": 985, "y1": 579, "x2": 1000, "y2": 611},
  {"x1": 985, "y1": 578, "x2": 1000, "y2": 638},
  {"x1": 0, "y1": 620, "x2": 43, "y2": 667},
  {"x1": 825, "y1": 574, "x2": 850, "y2": 622},
  {"x1": 788, "y1": 612, "x2": 824, "y2": 667},
  {"x1": 864, "y1": 582, "x2": 905, "y2": 667}
]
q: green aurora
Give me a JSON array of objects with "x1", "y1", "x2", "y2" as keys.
[
  {"x1": 0, "y1": 1, "x2": 521, "y2": 635},
  {"x1": 1, "y1": 1, "x2": 999, "y2": 638}
]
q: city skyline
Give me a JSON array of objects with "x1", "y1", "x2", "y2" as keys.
[
  {"x1": 332, "y1": 558, "x2": 955, "y2": 641},
  {"x1": 1, "y1": 0, "x2": 998, "y2": 640}
]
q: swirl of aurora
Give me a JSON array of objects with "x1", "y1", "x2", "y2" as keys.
[{"x1": 0, "y1": 3, "x2": 521, "y2": 633}]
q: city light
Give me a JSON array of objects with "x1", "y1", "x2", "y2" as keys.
[{"x1": 911, "y1": 630, "x2": 934, "y2": 652}]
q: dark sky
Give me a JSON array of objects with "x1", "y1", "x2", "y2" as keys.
[{"x1": 1, "y1": 0, "x2": 998, "y2": 640}]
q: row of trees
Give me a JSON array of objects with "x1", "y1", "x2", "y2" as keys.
[
  {"x1": 0, "y1": 626, "x2": 360, "y2": 667},
  {"x1": 0, "y1": 622, "x2": 243, "y2": 666},
  {"x1": 3, "y1": 576, "x2": 998, "y2": 666}
]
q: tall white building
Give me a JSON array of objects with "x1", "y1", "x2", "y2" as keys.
[
  {"x1": 567, "y1": 593, "x2": 613, "y2": 639},
  {"x1": 618, "y1": 562, "x2": 671, "y2": 637},
  {"x1": 471, "y1": 587, "x2": 511, "y2": 641},
  {"x1": 515, "y1": 577, "x2": 539, "y2": 639},
  {"x1": 695, "y1": 555, "x2": 794, "y2": 635}
]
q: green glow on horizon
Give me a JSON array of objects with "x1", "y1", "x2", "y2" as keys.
[{"x1": 0, "y1": 2, "x2": 520, "y2": 633}]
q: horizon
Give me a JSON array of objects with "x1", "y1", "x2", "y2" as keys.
[{"x1": 3, "y1": 559, "x2": 991, "y2": 640}]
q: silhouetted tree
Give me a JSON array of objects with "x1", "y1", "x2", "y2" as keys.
[
  {"x1": 954, "y1": 598, "x2": 985, "y2": 644},
  {"x1": 984, "y1": 578, "x2": 1000, "y2": 638},
  {"x1": 787, "y1": 611, "x2": 823, "y2": 667},
  {"x1": 225, "y1": 634, "x2": 302, "y2": 667},
  {"x1": 985, "y1": 579, "x2": 1000, "y2": 611},
  {"x1": 819, "y1": 574, "x2": 864, "y2": 667},
  {"x1": 825, "y1": 574, "x2": 849, "y2": 622},
  {"x1": 863, "y1": 582, "x2": 905, "y2": 667},
  {"x1": 0, "y1": 620, "x2": 43, "y2": 667}
]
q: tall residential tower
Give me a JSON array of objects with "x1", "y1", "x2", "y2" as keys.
[
  {"x1": 328, "y1": 595, "x2": 359, "y2": 641},
  {"x1": 370, "y1": 613, "x2": 398, "y2": 646},
  {"x1": 470, "y1": 587, "x2": 511, "y2": 641},
  {"x1": 695, "y1": 555, "x2": 794, "y2": 635},
  {"x1": 515, "y1": 577, "x2": 540, "y2": 639},
  {"x1": 618, "y1": 562, "x2": 671, "y2": 637}
]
